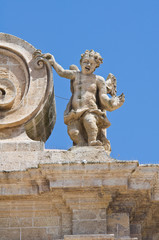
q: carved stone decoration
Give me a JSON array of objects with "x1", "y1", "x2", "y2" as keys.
[
  {"x1": 0, "y1": 79, "x2": 16, "y2": 110},
  {"x1": 39, "y1": 49, "x2": 125, "y2": 154},
  {"x1": 0, "y1": 33, "x2": 56, "y2": 142}
]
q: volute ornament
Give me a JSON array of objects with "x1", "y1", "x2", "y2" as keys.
[{"x1": 0, "y1": 33, "x2": 56, "y2": 141}]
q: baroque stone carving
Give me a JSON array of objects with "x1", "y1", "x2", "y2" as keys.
[
  {"x1": 36, "y1": 50, "x2": 124, "y2": 154},
  {"x1": 0, "y1": 33, "x2": 56, "y2": 141}
]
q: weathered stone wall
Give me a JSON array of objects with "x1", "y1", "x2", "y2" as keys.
[{"x1": 0, "y1": 145, "x2": 159, "y2": 240}]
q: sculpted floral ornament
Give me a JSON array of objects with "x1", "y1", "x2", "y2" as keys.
[{"x1": 35, "y1": 49, "x2": 125, "y2": 154}]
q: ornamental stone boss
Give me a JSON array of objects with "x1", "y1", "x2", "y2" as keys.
[{"x1": 34, "y1": 49, "x2": 125, "y2": 154}]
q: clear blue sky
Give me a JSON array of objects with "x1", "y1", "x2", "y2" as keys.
[{"x1": 1, "y1": 0, "x2": 159, "y2": 164}]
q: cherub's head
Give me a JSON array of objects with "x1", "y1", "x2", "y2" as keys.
[{"x1": 80, "y1": 50, "x2": 103, "y2": 75}]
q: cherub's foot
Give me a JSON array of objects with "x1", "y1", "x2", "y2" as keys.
[
  {"x1": 69, "y1": 129, "x2": 79, "y2": 137},
  {"x1": 89, "y1": 140, "x2": 102, "y2": 146},
  {"x1": 69, "y1": 129, "x2": 80, "y2": 145}
]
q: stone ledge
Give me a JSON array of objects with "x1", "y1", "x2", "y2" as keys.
[
  {"x1": 64, "y1": 234, "x2": 114, "y2": 240},
  {"x1": 64, "y1": 235, "x2": 138, "y2": 240},
  {"x1": 1, "y1": 146, "x2": 159, "y2": 196},
  {"x1": 0, "y1": 146, "x2": 138, "y2": 172}
]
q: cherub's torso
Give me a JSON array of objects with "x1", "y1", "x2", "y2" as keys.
[{"x1": 72, "y1": 72, "x2": 98, "y2": 111}]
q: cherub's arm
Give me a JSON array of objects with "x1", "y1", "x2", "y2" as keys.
[
  {"x1": 42, "y1": 53, "x2": 76, "y2": 80},
  {"x1": 97, "y1": 75, "x2": 125, "y2": 112}
]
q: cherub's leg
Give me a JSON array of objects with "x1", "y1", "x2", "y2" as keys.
[
  {"x1": 67, "y1": 120, "x2": 86, "y2": 146},
  {"x1": 82, "y1": 113, "x2": 102, "y2": 146}
]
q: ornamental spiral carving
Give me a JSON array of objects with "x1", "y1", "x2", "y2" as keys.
[
  {"x1": 0, "y1": 33, "x2": 56, "y2": 141},
  {"x1": 0, "y1": 79, "x2": 16, "y2": 110}
]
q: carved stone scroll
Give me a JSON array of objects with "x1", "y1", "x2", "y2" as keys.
[{"x1": 0, "y1": 33, "x2": 56, "y2": 142}]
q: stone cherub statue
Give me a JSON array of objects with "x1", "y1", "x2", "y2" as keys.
[{"x1": 37, "y1": 49, "x2": 125, "y2": 154}]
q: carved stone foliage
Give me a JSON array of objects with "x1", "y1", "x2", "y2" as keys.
[{"x1": 0, "y1": 33, "x2": 56, "y2": 141}]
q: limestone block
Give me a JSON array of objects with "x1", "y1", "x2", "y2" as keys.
[
  {"x1": 107, "y1": 213, "x2": 130, "y2": 238},
  {"x1": 73, "y1": 209, "x2": 106, "y2": 221},
  {"x1": 72, "y1": 209, "x2": 107, "y2": 235},
  {"x1": 46, "y1": 227, "x2": 61, "y2": 238},
  {"x1": 0, "y1": 229, "x2": 20, "y2": 240},
  {"x1": 0, "y1": 217, "x2": 9, "y2": 227},
  {"x1": 67, "y1": 146, "x2": 112, "y2": 163},
  {"x1": 109, "y1": 161, "x2": 138, "y2": 172},
  {"x1": 102, "y1": 177, "x2": 128, "y2": 188},
  {"x1": 64, "y1": 191, "x2": 112, "y2": 211},
  {"x1": 33, "y1": 216, "x2": 60, "y2": 227},
  {"x1": 129, "y1": 166, "x2": 159, "y2": 190},
  {"x1": 62, "y1": 213, "x2": 72, "y2": 228},
  {"x1": 21, "y1": 228, "x2": 49, "y2": 240},
  {"x1": 61, "y1": 213, "x2": 72, "y2": 236},
  {"x1": 0, "y1": 182, "x2": 39, "y2": 195},
  {"x1": 73, "y1": 219, "x2": 107, "y2": 235},
  {"x1": 9, "y1": 217, "x2": 33, "y2": 227}
]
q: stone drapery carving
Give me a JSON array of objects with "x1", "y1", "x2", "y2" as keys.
[
  {"x1": 34, "y1": 49, "x2": 124, "y2": 153},
  {"x1": 0, "y1": 33, "x2": 56, "y2": 142}
]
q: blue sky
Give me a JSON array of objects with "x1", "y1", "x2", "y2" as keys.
[{"x1": 1, "y1": 0, "x2": 159, "y2": 164}]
